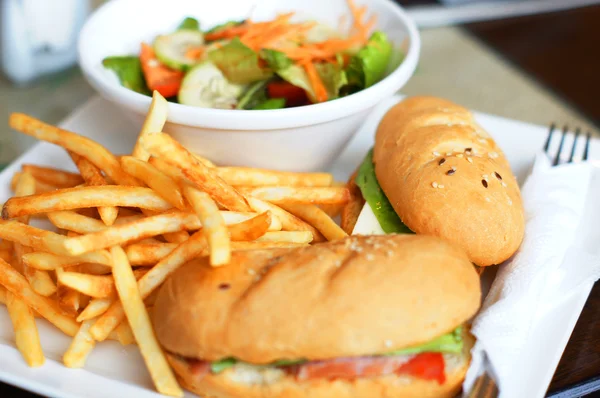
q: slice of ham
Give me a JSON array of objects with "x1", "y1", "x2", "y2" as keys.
[
  {"x1": 188, "y1": 358, "x2": 211, "y2": 377},
  {"x1": 293, "y1": 353, "x2": 446, "y2": 384}
]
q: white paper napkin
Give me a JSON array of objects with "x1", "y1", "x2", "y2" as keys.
[{"x1": 463, "y1": 153, "x2": 600, "y2": 397}]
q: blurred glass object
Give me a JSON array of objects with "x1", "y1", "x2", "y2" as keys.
[{"x1": 1, "y1": 0, "x2": 91, "y2": 84}]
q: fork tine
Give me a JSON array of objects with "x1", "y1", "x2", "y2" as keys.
[
  {"x1": 583, "y1": 132, "x2": 591, "y2": 161},
  {"x1": 567, "y1": 127, "x2": 581, "y2": 163},
  {"x1": 552, "y1": 125, "x2": 568, "y2": 166},
  {"x1": 543, "y1": 123, "x2": 556, "y2": 153}
]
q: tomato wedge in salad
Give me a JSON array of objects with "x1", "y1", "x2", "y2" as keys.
[{"x1": 140, "y1": 43, "x2": 183, "y2": 98}]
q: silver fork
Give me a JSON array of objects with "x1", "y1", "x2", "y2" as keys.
[
  {"x1": 543, "y1": 123, "x2": 591, "y2": 165},
  {"x1": 465, "y1": 124, "x2": 592, "y2": 398}
]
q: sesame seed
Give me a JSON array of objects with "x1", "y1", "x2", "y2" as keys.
[
  {"x1": 494, "y1": 172, "x2": 502, "y2": 180},
  {"x1": 385, "y1": 340, "x2": 393, "y2": 348},
  {"x1": 433, "y1": 151, "x2": 440, "y2": 156},
  {"x1": 465, "y1": 147, "x2": 472, "y2": 153},
  {"x1": 467, "y1": 157, "x2": 473, "y2": 163},
  {"x1": 218, "y1": 283, "x2": 231, "y2": 290},
  {"x1": 501, "y1": 181, "x2": 507, "y2": 187},
  {"x1": 446, "y1": 152, "x2": 452, "y2": 156},
  {"x1": 479, "y1": 138, "x2": 487, "y2": 143},
  {"x1": 432, "y1": 182, "x2": 438, "y2": 188},
  {"x1": 482, "y1": 174, "x2": 488, "y2": 179},
  {"x1": 438, "y1": 158, "x2": 446, "y2": 166},
  {"x1": 485, "y1": 197, "x2": 491, "y2": 202},
  {"x1": 489, "y1": 151, "x2": 499, "y2": 158},
  {"x1": 508, "y1": 199, "x2": 513, "y2": 205},
  {"x1": 365, "y1": 254, "x2": 374, "y2": 261},
  {"x1": 482, "y1": 179, "x2": 488, "y2": 188},
  {"x1": 446, "y1": 168, "x2": 456, "y2": 176},
  {"x1": 247, "y1": 269, "x2": 256, "y2": 275},
  {"x1": 385, "y1": 250, "x2": 393, "y2": 257},
  {"x1": 456, "y1": 154, "x2": 464, "y2": 158},
  {"x1": 453, "y1": 148, "x2": 461, "y2": 153},
  {"x1": 438, "y1": 184, "x2": 444, "y2": 189}
]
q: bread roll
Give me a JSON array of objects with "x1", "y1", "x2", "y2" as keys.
[
  {"x1": 152, "y1": 234, "x2": 481, "y2": 363},
  {"x1": 374, "y1": 96, "x2": 525, "y2": 266}
]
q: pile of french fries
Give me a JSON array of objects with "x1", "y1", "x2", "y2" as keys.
[{"x1": 0, "y1": 91, "x2": 356, "y2": 397}]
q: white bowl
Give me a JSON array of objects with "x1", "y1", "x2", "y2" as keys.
[{"x1": 78, "y1": 0, "x2": 420, "y2": 172}]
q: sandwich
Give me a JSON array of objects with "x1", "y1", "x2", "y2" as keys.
[
  {"x1": 152, "y1": 234, "x2": 481, "y2": 398},
  {"x1": 348, "y1": 96, "x2": 525, "y2": 266}
]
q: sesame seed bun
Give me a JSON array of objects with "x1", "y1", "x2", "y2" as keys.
[
  {"x1": 373, "y1": 96, "x2": 525, "y2": 266},
  {"x1": 152, "y1": 235, "x2": 481, "y2": 363}
]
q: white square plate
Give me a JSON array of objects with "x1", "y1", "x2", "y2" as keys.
[{"x1": 0, "y1": 95, "x2": 594, "y2": 398}]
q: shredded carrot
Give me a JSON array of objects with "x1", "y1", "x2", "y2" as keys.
[
  {"x1": 205, "y1": 23, "x2": 251, "y2": 41},
  {"x1": 185, "y1": 47, "x2": 205, "y2": 60},
  {"x1": 301, "y1": 61, "x2": 328, "y2": 102}
]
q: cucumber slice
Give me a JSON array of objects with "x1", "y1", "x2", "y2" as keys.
[
  {"x1": 153, "y1": 30, "x2": 204, "y2": 71},
  {"x1": 178, "y1": 62, "x2": 245, "y2": 109}
]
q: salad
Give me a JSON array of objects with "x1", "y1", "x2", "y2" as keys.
[{"x1": 102, "y1": 1, "x2": 398, "y2": 110}]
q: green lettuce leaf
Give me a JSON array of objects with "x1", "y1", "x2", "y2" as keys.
[
  {"x1": 236, "y1": 79, "x2": 270, "y2": 110},
  {"x1": 102, "y1": 56, "x2": 150, "y2": 95},
  {"x1": 206, "y1": 20, "x2": 245, "y2": 35},
  {"x1": 208, "y1": 327, "x2": 463, "y2": 374},
  {"x1": 253, "y1": 98, "x2": 286, "y2": 110},
  {"x1": 346, "y1": 31, "x2": 392, "y2": 89},
  {"x1": 262, "y1": 50, "x2": 347, "y2": 102},
  {"x1": 208, "y1": 38, "x2": 273, "y2": 84},
  {"x1": 383, "y1": 327, "x2": 464, "y2": 356},
  {"x1": 177, "y1": 17, "x2": 200, "y2": 31},
  {"x1": 355, "y1": 149, "x2": 412, "y2": 234}
]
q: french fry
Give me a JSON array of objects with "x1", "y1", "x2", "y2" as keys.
[
  {"x1": 91, "y1": 230, "x2": 209, "y2": 341},
  {"x1": 140, "y1": 132, "x2": 250, "y2": 212},
  {"x1": 236, "y1": 186, "x2": 350, "y2": 205},
  {"x1": 14, "y1": 172, "x2": 57, "y2": 296},
  {"x1": 56, "y1": 284, "x2": 82, "y2": 317},
  {"x1": 230, "y1": 241, "x2": 308, "y2": 250},
  {"x1": 0, "y1": 285, "x2": 7, "y2": 304},
  {"x1": 120, "y1": 156, "x2": 186, "y2": 210},
  {"x1": 116, "y1": 321, "x2": 136, "y2": 346},
  {"x1": 21, "y1": 164, "x2": 83, "y2": 188},
  {"x1": 0, "y1": 258, "x2": 79, "y2": 336},
  {"x1": 341, "y1": 168, "x2": 365, "y2": 235},
  {"x1": 162, "y1": 231, "x2": 190, "y2": 243},
  {"x1": 9, "y1": 113, "x2": 140, "y2": 186},
  {"x1": 77, "y1": 298, "x2": 113, "y2": 322},
  {"x1": 215, "y1": 167, "x2": 333, "y2": 187},
  {"x1": 147, "y1": 156, "x2": 186, "y2": 184},
  {"x1": 69, "y1": 151, "x2": 118, "y2": 226},
  {"x1": 62, "y1": 211, "x2": 271, "y2": 256},
  {"x1": 11, "y1": 171, "x2": 57, "y2": 194},
  {"x1": 184, "y1": 186, "x2": 230, "y2": 266},
  {"x1": 279, "y1": 203, "x2": 348, "y2": 241},
  {"x1": 318, "y1": 203, "x2": 344, "y2": 218},
  {"x1": 63, "y1": 319, "x2": 96, "y2": 368},
  {"x1": 125, "y1": 243, "x2": 177, "y2": 266},
  {"x1": 109, "y1": 246, "x2": 183, "y2": 397},
  {"x1": 6, "y1": 291, "x2": 45, "y2": 367},
  {"x1": 132, "y1": 90, "x2": 169, "y2": 161},
  {"x1": 192, "y1": 153, "x2": 217, "y2": 168},
  {"x1": 0, "y1": 220, "x2": 69, "y2": 255},
  {"x1": 22, "y1": 250, "x2": 113, "y2": 270},
  {"x1": 245, "y1": 196, "x2": 324, "y2": 241},
  {"x1": 2, "y1": 186, "x2": 172, "y2": 219},
  {"x1": 228, "y1": 211, "x2": 271, "y2": 241},
  {"x1": 255, "y1": 231, "x2": 314, "y2": 243},
  {"x1": 57, "y1": 272, "x2": 115, "y2": 299},
  {"x1": 0, "y1": 247, "x2": 12, "y2": 263},
  {"x1": 77, "y1": 263, "x2": 113, "y2": 275},
  {"x1": 58, "y1": 269, "x2": 147, "y2": 299}
]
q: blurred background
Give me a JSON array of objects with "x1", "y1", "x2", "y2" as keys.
[{"x1": 0, "y1": 0, "x2": 598, "y2": 164}]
